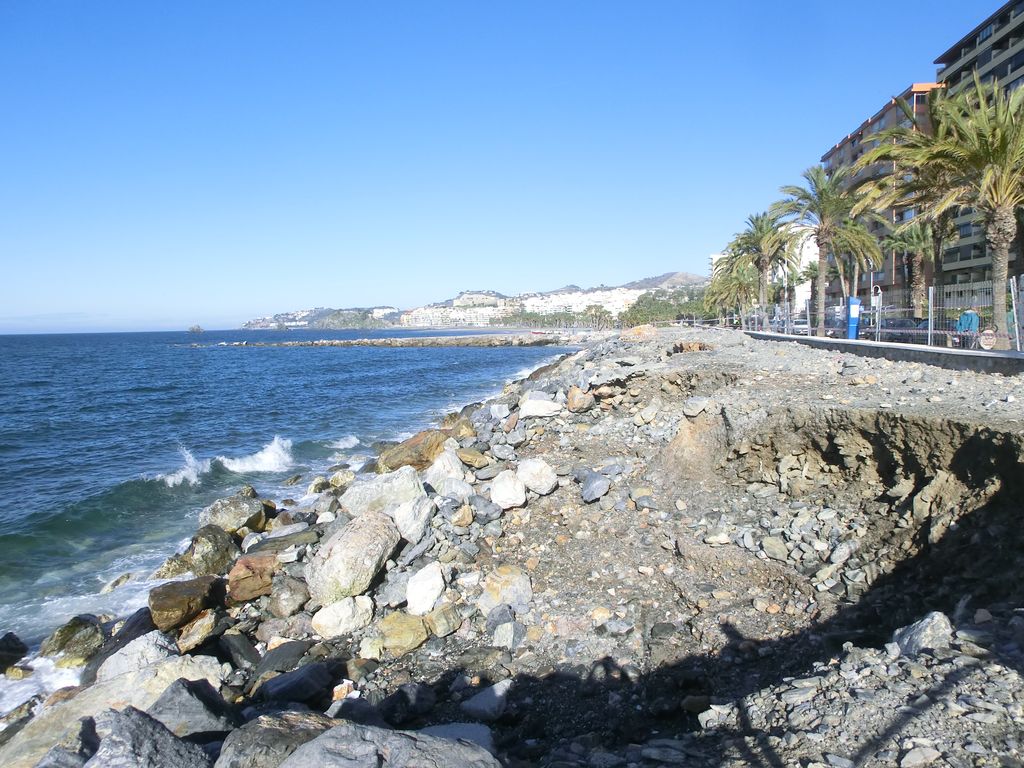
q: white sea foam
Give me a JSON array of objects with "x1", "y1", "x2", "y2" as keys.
[
  {"x1": 0, "y1": 657, "x2": 81, "y2": 718},
  {"x1": 158, "y1": 447, "x2": 212, "y2": 487},
  {"x1": 331, "y1": 435, "x2": 359, "y2": 450},
  {"x1": 218, "y1": 436, "x2": 294, "y2": 473}
]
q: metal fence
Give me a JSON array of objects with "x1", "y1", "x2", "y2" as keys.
[{"x1": 763, "y1": 279, "x2": 1024, "y2": 351}]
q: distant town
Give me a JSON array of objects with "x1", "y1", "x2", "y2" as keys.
[{"x1": 240, "y1": 272, "x2": 708, "y2": 330}]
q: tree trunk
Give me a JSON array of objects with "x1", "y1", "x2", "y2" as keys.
[
  {"x1": 816, "y1": 239, "x2": 828, "y2": 336},
  {"x1": 758, "y1": 266, "x2": 769, "y2": 331},
  {"x1": 910, "y1": 251, "x2": 926, "y2": 320},
  {"x1": 987, "y1": 205, "x2": 1016, "y2": 350},
  {"x1": 850, "y1": 258, "x2": 860, "y2": 302}
]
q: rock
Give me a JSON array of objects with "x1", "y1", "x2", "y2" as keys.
[
  {"x1": 516, "y1": 458, "x2": 557, "y2": 495},
  {"x1": 578, "y1": 471, "x2": 610, "y2": 503},
  {"x1": 278, "y1": 721, "x2": 500, "y2": 767},
  {"x1": 40, "y1": 616, "x2": 106, "y2": 666},
  {"x1": 227, "y1": 554, "x2": 279, "y2": 603},
  {"x1": 490, "y1": 403, "x2": 511, "y2": 420},
  {"x1": 493, "y1": 621, "x2": 526, "y2": 650},
  {"x1": 214, "y1": 711, "x2": 336, "y2": 768},
  {"x1": 257, "y1": 662, "x2": 333, "y2": 704},
  {"x1": 422, "y1": 450, "x2": 466, "y2": 490},
  {"x1": 460, "y1": 679, "x2": 513, "y2": 722},
  {"x1": 566, "y1": 386, "x2": 595, "y2": 413},
  {"x1": 420, "y1": 723, "x2": 494, "y2": 753},
  {"x1": 456, "y1": 448, "x2": 490, "y2": 470},
  {"x1": 389, "y1": 497, "x2": 434, "y2": 545},
  {"x1": 253, "y1": 640, "x2": 311, "y2": 679},
  {"x1": 219, "y1": 632, "x2": 260, "y2": 671},
  {"x1": 146, "y1": 678, "x2": 240, "y2": 740},
  {"x1": 329, "y1": 469, "x2": 355, "y2": 489},
  {"x1": 176, "y1": 610, "x2": 225, "y2": 654},
  {"x1": 340, "y1": 466, "x2": 427, "y2": 515},
  {"x1": 304, "y1": 511, "x2": 400, "y2": 604},
  {"x1": 148, "y1": 576, "x2": 220, "y2": 632},
  {"x1": 490, "y1": 444, "x2": 514, "y2": 461},
  {"x1": 0, "y1": 655, "x2": 224, "y2": 768},
  {"x1": 379, "y1": 682, "x2": 437, "y2": 726},
  {"x1": 406, "y1": 562, "x2": 445, "y2": 616},
  {"x1": 901, "y1": 747, "x2": 942, "y2": 767},
  {"x1": 0, "y1": 632, "x2": 27, "y2": 673},
  {"x1": 682, "y1": 396, "x2": 710, "y2": 417},
  {"x1": 84, "y1": 706, "x2": 212, "y2": 767},
  {"x1": 893, "y1": 612, "x2": 953, "y2": 656},
  {"x1": 81, "y1": 609, "x2": 157, "y2": 686},
  {"x1": 200, "y1": 496, "x2": 266, "y2": 535},
  {"x1": 377, "y1": 430, "x2": 448, "y2": 473},
  {"x1": 424, "y1": 604, "x2": 463, "y2": 638},
  {"x1": 152, "y1": 525, "x2": 240, "y2": 579},
  {"x1": 477, "y1": 565, "x2": 532, "y2": 614},
  {"x1": 311, "y1": 596, "x2": 375, "y2": 639},
  {"x1": 489, "y1": 470, "x2": 526, "y2": 509},
  {"x1": 434, "y1": 477, "x2": 474, "y2": 503},
  {"x1": 519, "y1": 400, "x2": 561, "y2": 419},
  {"x1": 761, "y1": 537, "x2": 790, "y2": 562},
  {"x1": 33, "y1": 716, "x2": 98, "y2": 767},
  {"x1": 376, "y1": 612, "x2": 428, "y2": 657},
  {"x1": 268, "y1": 576, "x2": 310, "y2": 619}
]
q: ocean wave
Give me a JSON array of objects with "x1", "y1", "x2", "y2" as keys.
[
  {"x1": 331, "y1": 435, "x2": 359, "y2": 450},
  {"x1": 157, "y1": 447, "x2": 212, "y2": 487},
  {"x1": 217, "y1": 436, "x2": 294, "y2": 473}
]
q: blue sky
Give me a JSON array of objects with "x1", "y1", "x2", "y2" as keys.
[{"x1": 0, "y1": 1, "x2": 991, "y2": 332}]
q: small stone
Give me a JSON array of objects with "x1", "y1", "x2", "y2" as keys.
[
  {"x1": 761, "y1": 537, "x2": 789, "y2": 562},
  {"x1": 376, "y1": 612, "x2": 428, "y2": 657},
  {"x1": 311, "y1": 596, "x2": 375, "y2": 639},
  {"x1": 900, "y1": 747, "x2": 942, "y2": 767},
  {"x1": 460, "y1": 679, "x2": 513, "y2": 722},
  {"x1": 406, "y1": 562, "x2": 445, "y2": 616}
]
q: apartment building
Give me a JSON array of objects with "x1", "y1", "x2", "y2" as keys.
[
  {"x1": 935, "y1": 0, "x2": 1024, "y2": 283},
  {"x1": 820, "y1": 83, "x2": 942, "y2": 300}
]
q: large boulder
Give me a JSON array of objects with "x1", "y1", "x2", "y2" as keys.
[
  {"x1": 516, "y1": 458, "x2": 557, "y2": 496},
  {"x1": 148, "y1": 576, "x2": 220, "y2": 632},
  {"x1": 489, "y1": 470, "x2": 526, "y2": 510},
  {"x1": 339, "y1": 466, "x2": 427, "y2": 518},
  {"x1": 81, "y1": 608, "x2": 156, "y2": 686},
  {"x1": 146, "y1": 678, "x2": 240, "y2": 740},
  {"x1": 311, "y1": 596, "x2": 374, "y2": 639},
  {"x1": 0, "y1": 632, "x2": 27, "y2": 673},
  {"x1": 226, "y1": 555, "x2": 279, "y2": 603},
  {"x1": 84, "y1": 706, "x2": 212, "y2": 767},
  {"x1": 39, "y1": 616, "x2": 106, "y2": 667},
  {"x1": 214, "y1": 711, "x2": 336, "y2": 768},
  {"x1": 0, "y1": 655, "x2": 224, "y2": 768},
  {"x1": 153, "y1": 526, "x2": 240, "y2": 579},
  {"x1": 278, "y1": 720, "x2": 500, "y2": 767},
  {"x1": 199, "y1": 496, "x2": 265, "y2": 535},
  {"x1": 96, "y1": 631, "x2": 178, "y2": 683},
  {"x1": 376, "y1": 430, "x2": 448, "y2": 473},
  {"x1": 304, "y1": 512, "x2": 400, "y2": 603}
]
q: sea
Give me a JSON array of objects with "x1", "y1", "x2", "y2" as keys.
[{"x1": 0, "y1": 328, "x2": 569, "y2": 712}]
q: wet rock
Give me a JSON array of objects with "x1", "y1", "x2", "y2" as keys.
[
  {"x1": 0, "y1": 632, "x2": 28, "y2": 673},
  {"x1": 253, "y1": 640, "x2": 311, "y2": 679},
  {"x1": 406, "y1": 562, "x2": 445, "y2": 616},
  {"x1": 329, "y1": 469, "x2": 356, "y2": 490},
  {"x1": 377, "y1": 430, "x2": 448, "y2": 473},
  {"x1": 153, "y1": 525, "x2": 240, "y2": 579},
  {"x1": 516, "y1": 457, "x2": 558, "y2": 495},
  {"x1": 86, "y1": 706, "x2": 212, "y2": 767},
  {"x1": 200, "y1": 496, "x2": 265, "y2": 535},
  {"x1": 311, "y1": 596, "x2": 374, "y2": 639},
  {"x1": 214, "y1": 711, "x2": 336, "y2": 768},
  {"x1": 40, "y1": 616, "x2": 107, "y2": 668},
  {"x1": 148, "y1": 576, "x2": 220, "y2": 632},
  {"x1": 227, "y1": 554, "x2": 279, "y2": 603},
  {"x1": 277, "y1": 721, "x2": 500, "y2": 767},
  {"x1": 893, "y1": 612, "x2": 953, "y2": 657},
  {"x1": 477, "y1": 565, "x2": 532, "y2": 614},
  {"x1": 304, "y1": 511, "x2": 400, "y2": 603},
  {"x1": 146, "y1": 678, "x2": 240, "y2": 740}
]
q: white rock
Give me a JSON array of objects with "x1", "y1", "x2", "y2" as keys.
[
  {"x1": 304, "y1": 511, "x2": 400, "y2": 603},
  {"x1": 406, "y1": 562, "x2": 445, "y2": 616},
  {"x1": 389, "y1": 496, "x2": 435, "y2": 544},
  {"x1": 518, "y1": 400, "x2": 562, "y2": 419},
  {"x1": 422, "y1": 450, "x2": 466, "y2": 490},
  {"x1": 95, "y1": 631, "x2": 178, "y2": 682},
  {"x1": 893, "y1": 611, "x2": 953, "y2": 656},
  {"x1": 434, "y1": 476, "x2": 474, "y2": 502},
  {"x1": 515, "y1": 458, "x2": 557, "y2": 496},
  {"x1": 339, "y1": 466, "x2": 426, "y2": 517},
  {"x1": 311, "y1": 596, "x2": 375, "y2": 639},
  {"x1": 490, "y1": 404, "x2": 510, "y2": 420},
  {"x1": 489, "y1": 470, "x2": 527, "y2": 509}
]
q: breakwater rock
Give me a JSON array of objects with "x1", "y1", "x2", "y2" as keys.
[
  {"x1": 203, "y1": 333, "x2": 577, "y2": 349},
  {"x1": 4, "y1": 327, "x2": 1024, "y2": 767}
]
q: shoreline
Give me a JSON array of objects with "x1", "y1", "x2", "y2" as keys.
[
  {"x1": 2, "y1": 326, "x2": 1023, "y2": 766},
  {"x1": 196, "y1": 332, "x2": 589, "y2": 349}
]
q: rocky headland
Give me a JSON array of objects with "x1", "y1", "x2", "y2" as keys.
[{"x1": 2, "y1": 326, "x2": 1023, "y2": 767}]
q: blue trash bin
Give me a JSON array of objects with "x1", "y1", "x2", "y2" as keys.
[{"x1": 846, "y1": 298, "x2": 862, "y2": 340}]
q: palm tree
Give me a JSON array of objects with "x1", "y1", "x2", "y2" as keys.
[
  {"x1": 726, "y1": 212, "x2": 794, "y2": 330},
  {"x1": 883, "y1": 219, "x2": 934, "y2": 319},
  {"x1": 832, "y1": 217, "x2": 884, "y2": 301},
  {"x1": 705, "y1": 253, "x2": 757, "y2": 329},
  {"x1": 774, "y1": 165, "x2": 865, "y2": 336},
  {"x1": 858, "y1": 77, "x2": 1024, "y2": 348}
]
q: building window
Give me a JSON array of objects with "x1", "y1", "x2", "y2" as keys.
[{"x1": 979, "y1": 24, "x2": 994, "y2": 43}]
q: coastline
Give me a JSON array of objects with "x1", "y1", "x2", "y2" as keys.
[{"x1": 2, "y1": 326, "x2": 1023, "y2": 766}]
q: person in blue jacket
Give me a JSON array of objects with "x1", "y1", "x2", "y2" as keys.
[{"x1": 955, "y1": 306, "x2": 980, "y2": 348}]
